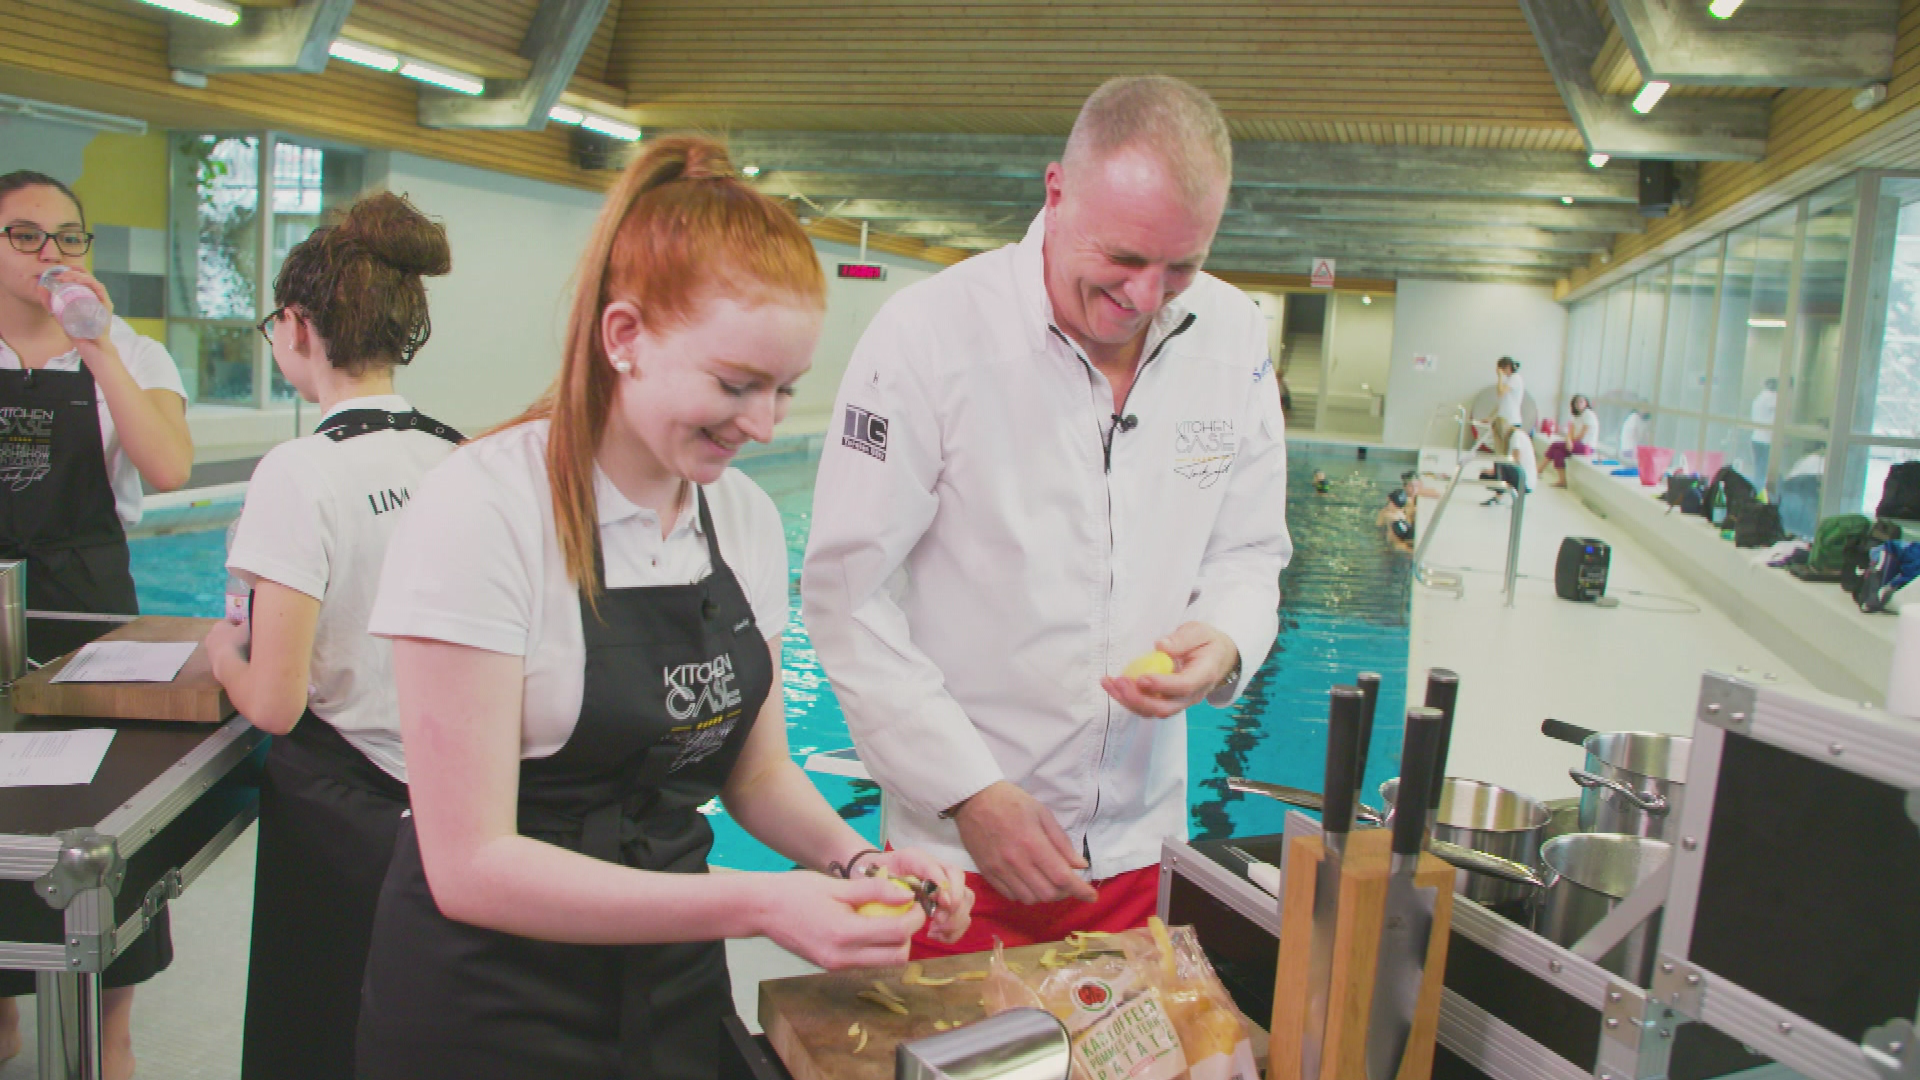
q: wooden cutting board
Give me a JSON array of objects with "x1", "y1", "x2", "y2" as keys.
[
  {"x1": 11, "y1": 617, "x2": 235, "y2": 723},
  {"x1": 760, "y1": 939, "x2": 1268, "y2": 1080}
]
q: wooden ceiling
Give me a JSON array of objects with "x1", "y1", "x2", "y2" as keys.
[{"x1": 10, "y1": 0, "x2": 1903, "y2": 288}]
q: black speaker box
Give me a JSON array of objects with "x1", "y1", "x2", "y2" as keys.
[
  {"x1": 1639, "y1": 160, "x2": 1678, "y2": 217},
  {"x1": 1555, "y1": 537, "x2": 1611, "y2": 602}
]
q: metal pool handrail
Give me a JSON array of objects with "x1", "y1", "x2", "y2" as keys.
[{"x1": 1412, "y1": 453, "x2": 1529, "y2": 608}]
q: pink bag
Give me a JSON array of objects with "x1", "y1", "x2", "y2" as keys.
[
  {"x1": 1636, "y1": 446, "x2": 1675, "y2": 486},
  {"x1": 1696, "y1": 451, "x2": 1725, "y2": 479}
]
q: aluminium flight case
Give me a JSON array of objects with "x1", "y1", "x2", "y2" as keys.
[
  {"x1": 1160, "y1": 815, "x2": 1781, "y2": 1080},
  {"x1": 1650, "y1": 672, "x2": 1920, "y2": 1080},
  {"x1": 0, "y1": 614, "x2": 266, "y2": 1079}
]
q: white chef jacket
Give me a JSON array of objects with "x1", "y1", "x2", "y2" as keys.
[
  {"x1": 802, "y1": 211, "x2": 1292, "y2": 881},
  {"x1": 0, "y1": 317, "x2": 187, "y2": 527},
  {"x1": 226, "y1": 395, "x2": 458, "y2": 780}
]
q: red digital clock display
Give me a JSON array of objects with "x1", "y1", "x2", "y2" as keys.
[{"x1": 837, "y1": 263, "x2": 887, "y2": 280}]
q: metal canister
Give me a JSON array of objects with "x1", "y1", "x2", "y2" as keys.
[
  {"x1": 0, "y1": 560, "x2": 24, "y2": 686},
  {"x1": 896, "y1": 1008, "x2": 1071, "y2": 1080}
]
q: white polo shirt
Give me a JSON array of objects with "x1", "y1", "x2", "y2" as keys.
[
  {"x1": 367, "y1": 419, "x2": 790, "y2": 761},
  {"x1": 0, "y1": 317, "x2": 188, "y2": 528},
  {"x1": 226, "y1": 395, "x2": 459, "y2": 780},
  {"x1": 1495, "y1": 371, "x2": 1526, "y2": 425}
]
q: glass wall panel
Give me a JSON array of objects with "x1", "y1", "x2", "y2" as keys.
[
  {"x1": 1704, "y1": 419, "x2": 1768, "y2": 490},
  {"x1": 1788, "y1": 183, "x2": 1856, "y2": 430},
  {"x1": 1856, "y1": 178, "x2": 1920, "y2": 441},
  {"x1": 1708, "y1": 206, "x2": 1798, "y2": 421},
  {"x1": 1776, "y1": 435, "x2": 1831, "y2": 538},
  {"x1": 1660, "y1": 241, "x2": 1720, "y2": 413},
  {"x1": 1595, "y1": 283, "x2": 1637, "y2": 448},
  {"x1": 1841, "y1": 443, "x2": 1920, "y2": 519},
  {"x1": 168, "y1": 133, "x2": 261, "y2": 405},
  {"x1": 1624, "y1": 265, "x2": 1668, "y2": 406},
  {"x1": 1653, "y1": 413, "x2": 1700, "y2": 470},
  {"x1": 1565, "y1": 298, "x2": 1605, "y2": 408}
]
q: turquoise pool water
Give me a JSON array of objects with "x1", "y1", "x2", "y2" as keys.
[{"x1": 128, "y1": 438, "x2": 1414, "y2": 869}]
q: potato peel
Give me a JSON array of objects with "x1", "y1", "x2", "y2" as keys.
[
  {"x1": 857, "y1": 990, "x2": 909, "y2": 1015},
  {"x1": 955, "y1": 970, "x2": 988, "y2": 981},
  {"x1": 852, "y1": 1026, "x2": 869, "y2": 1053}
]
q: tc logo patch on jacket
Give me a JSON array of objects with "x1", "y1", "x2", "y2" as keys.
[
  {"x1": 1172, "y1": 419, "x2": 1237, "y2": 488},
  {"x1": 842, "y1": 405, "x2": 889, "y2": 461}
]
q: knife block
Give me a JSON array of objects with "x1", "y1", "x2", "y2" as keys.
[{"x1": 1269, "y1": 828, "x2": 1455, "y2": 1080}]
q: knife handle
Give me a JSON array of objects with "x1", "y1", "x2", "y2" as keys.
[
  {"x1": 1322, "y1": 686, "x2": 1364, "y2": 837},
  {"x1": 1392, "y1": 707, "x2": 1445, "y2": 856},
  {"x1": 1354, "y1": 672, "x2": 1382, "y2": 796},
  {"x1": 1422, "y1": 669, "x2": 1460, "y2": 813}
]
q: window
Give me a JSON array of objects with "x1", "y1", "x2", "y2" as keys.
[
  {"x1": 1660, "y1": 241, "x2": 1720, "y2": 414},
  {"x1": 1855, "y1": 178, "x2": 1920, "y2": 441},
  {"x1": 1623, "y1": 265, "x2": 1668, "y2": 407},
  {"x1": 1788, "y1": 184, "x2": 1856, "y2": 430},
  {"x1": 1708, "y1": 206, "x2": 1797, "y2": 422},
  {"x1": 165, "y1": 133, "x2": 369, "y2": 409},
  {"x1": 1594, "y1": 283, "x2": 1637, "y2": 448}
]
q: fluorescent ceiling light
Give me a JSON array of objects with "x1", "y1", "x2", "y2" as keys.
[
  {"x1": 400, "y1": 61, "x2": 484, "y2": 96},
  {"x1": 1561, "y1": 196, "x2": 1575, "y2": 205},
  {"x1": 1632, "y1": 81, "x2": 1671, "y2": 115},
  {"x1": 548, "y1": 105, "x2": 584, "y2": 125},
  {"x1": 742, "y1": 165, "x2": 762, "y2": 178},
  {"x1": 580, "y1": 114, "x2": 641, "y2": 141},
  {"x1": 1709, "y1": 0, "x2": 1744, "y2": 17},
  {"x1": 1588, "y1": 153, "x2": 1610, "y2": 168},
  {"x1": 329, "y1": 40, "x2": 400, "y2": 72},
  {"x1": 1361, "y1": 295, "x2": 1372, "y2": 305},
  {"x1": 136, "y1": 0, "x2": 240, "y2": 25},
  {"x1": 1748, "y1": 317, "x2": 1787, "y2": 328}
]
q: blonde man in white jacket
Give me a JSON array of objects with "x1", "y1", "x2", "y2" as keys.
[{"x1": 803, "y1": 76, "x2": 1292, "y2": 957}]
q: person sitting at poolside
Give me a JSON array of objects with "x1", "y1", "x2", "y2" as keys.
[{"x1": 1544, "y1": 394, "x2": 1595, "y2": 488}]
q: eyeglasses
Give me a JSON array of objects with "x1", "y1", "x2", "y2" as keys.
[
  {"x1": 256, "y1": 308, "x2": 284, "y2": 344},
  {"x1": 4, "y1": 226, "x2": 94, "y2": 257}
]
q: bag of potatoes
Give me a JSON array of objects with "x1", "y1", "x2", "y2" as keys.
[{"x1": 981, "y1": 918, "x2": 1257, "y2": 1080}]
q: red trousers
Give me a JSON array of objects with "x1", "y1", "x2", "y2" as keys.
[{"x1": 910, "y1": 865, "x2": 1160, "y2": 960}]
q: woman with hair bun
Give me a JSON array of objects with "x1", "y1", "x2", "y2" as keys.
[
  {"x1": 0, "y1": 169, "x2": 193, "y2": 1080},
  {"x1": 354, "y1": 136, "x2": 972, "y2": 1079},
  {"x1": 202, "y1": 190, "x2": 463, "y2": 1080}
]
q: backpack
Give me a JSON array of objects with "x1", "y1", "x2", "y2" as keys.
[
  {"x1": 1878, "y1": 461, "x2": 1920, "y2": 520},
  {"x1": 1663, "y1": 473, "x2": 1704, "y2": 512},
  {"x1": 1843, "y1": 519, "x2": 1905, "y2": 599},
  {"x1": 1704, "y1": 466, "x2": 1758, "y2": 524},
  {"x1": 1734, "y1": 503, "x2": 1786, "y2": 548},
  {"x1": 1809, "y1": 515, "x2": 1871, "y2": 573}
]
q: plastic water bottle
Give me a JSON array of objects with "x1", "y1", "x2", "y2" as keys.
[
  {"x1": 39, "y1": 267, "x2": 111, "y2": 340},
  {"x1": 224, "y1": 518, "x2": 251, "y2": 658}
]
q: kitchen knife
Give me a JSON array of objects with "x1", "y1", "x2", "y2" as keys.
[
  {"x1": 1354, "y1": 672, "x2": 1382, "y2": 813},
  {"x1": 1421, "y1": 669, "x2": 1460, "y2": 841},
  {"x1": 1364, "y1": 707, "x2": 1445, "y2": 1080},
  {"x1": 1302, "y1": 685, "x2": 1365, "y2": 1080}
]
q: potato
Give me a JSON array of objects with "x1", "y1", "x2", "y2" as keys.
[{"x1": 1122, "y1": 650, "x2": 1176, "y2": 678}]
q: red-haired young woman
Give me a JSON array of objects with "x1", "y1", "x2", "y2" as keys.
[{"x1": 354, "y1": 136, "x2": 973, "y2": 1080}]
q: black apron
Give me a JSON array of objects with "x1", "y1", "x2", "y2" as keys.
[
  {"x1": 241, "y1": 408, "x2": 461, "y2": 1080},
  {"x1": 357, "y1": 487, "x2": 773, "y2": 1080},
  {"x1": 0, "y1": 364, "x2": 137, "y2": 614},
  {"x1": 0, "y1": 361, "x2": 163, "y2": 998}
]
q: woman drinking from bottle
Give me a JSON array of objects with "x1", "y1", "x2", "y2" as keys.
[{"x1": 0, "y1": 171, "x2": 193, "y2": 1078}]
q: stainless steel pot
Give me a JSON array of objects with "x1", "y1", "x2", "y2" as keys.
[
  {"x1": 1532, "y1": 834, "x2": 1672, "y2": 984},
  {"x1": 1543, "y1": 720, "x2": 1689, "y2": 841},
  {"x1": 1380, "y1": 777, "x2": 1550, "y2": 905}
]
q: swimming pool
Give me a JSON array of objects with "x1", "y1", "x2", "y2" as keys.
[{"x1": 127, "y1": 437, "x2": 1414, "y2": 869}]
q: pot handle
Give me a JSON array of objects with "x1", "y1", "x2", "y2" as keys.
[
  {"x1": 1541, "y1": 718, "x2": 1598, "y2": 747},
  {"x1": 1570, "y1": 769, "x2": 1670, "y2": 815},
  {"x1": 1428, "y1": 839, "x2": 1546, "y2": 890}
]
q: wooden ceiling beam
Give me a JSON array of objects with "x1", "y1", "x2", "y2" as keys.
[
  {"x1": 170, "y1": 0, "x2": 353, "y2": 74},
  {"x1": 876, "y1": 212, "x2": 1612, "y2": 255},
  {"x1": 420, "y1": 0, "x2": 610, "y2": 131},
  {"x1": 1608, "y1": 0, "x2": 1897, "y2": 88},
  {"x1": 726, "y1": 131, "x2": 1636, "y2": 202},
  {"x1": 1519, "y1": 0, "x2": 1770, "y2": 160}
]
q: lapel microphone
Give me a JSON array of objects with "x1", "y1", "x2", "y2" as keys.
[{"x1": 1112, "y1": 413, "x2": 1138, "y2": 433}]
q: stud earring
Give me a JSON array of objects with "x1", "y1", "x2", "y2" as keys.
[{"x1": 613, "y1": 358, "x2": 633, "y2": 374}]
